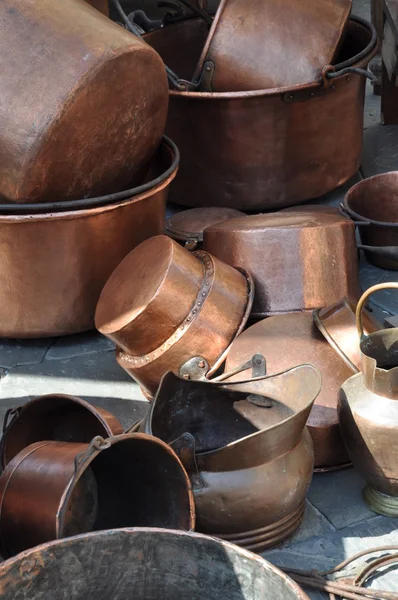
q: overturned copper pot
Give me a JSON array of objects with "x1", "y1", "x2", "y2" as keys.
[
  {"x1": 96, "y1": 236, "x2": 253, "y2": 395},
  {"x1": 203, "y1": 207, "x2": 360, "y2": 317},
  {"x1": 144, "y1": 16, "x2": 377, "y2": 210},
  {"x1": 0, "y1": 433, "x2": 195, "y2": 557},
  {"x1": 194, "y1": 0, "x2": 351, "y2": 91},
  {"x1": 0, "y1": 394, "x2": 123, "y2": 469},
  {"x1": 225, "y1": 315, "x2": 353, "y2": 471},
  {"x1": 0, "y1": 137, "x2": 178, "y2": 338},
  {"x1": 339, "y1": 283, "x2": 398, "y2": 516},
  {"x1": 139, "y1": 365, "x2": 321, "y2": 551}
]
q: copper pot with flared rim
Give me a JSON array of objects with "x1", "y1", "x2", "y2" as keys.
[
  {"x1": 343, "y1": 172, "x2": 398, "y2": 270},
  {"x1": 203, "y1": 206, "x2": 360, "y2": 318},
  {"x1": 313, "y1": 297, "x2": 381, "y2": 373},
  {"x1": 225, "y1": 314, "x2": 354, "y2": 471},
  {"x1": 138, "y1": 364, "x2": 321, "y2": 551},
  {"x1": 0, "y1": 137, "x2": 178, "y2": 338},
  {"x1": 339, "y1": 283, "x2": 398, "y2": 516},
  {"x1": 193, "y1": 0, "x2": 351, "y2": 92},
  {"x1": 0, "y1": 433, "x2": 195, "y2": 558},
  {"x1": 0, "y1": 394, "x2": 124, "y2": 469},
  {"x1": 144, "y1": 16, "x2": 377, "y2": 210}
]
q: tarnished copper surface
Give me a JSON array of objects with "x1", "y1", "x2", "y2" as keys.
[
  {"x1": 85, "y1": 0, "x2": 109, "y2": 14},
  {"x1": 225, "y1": 315, "x2": 353, "y2": 470},
  {"x1": 0, "y1": 433, "x2": 195, "y2": 557},
  {"x1": 339, "y1": 283, "x2": 398, "y2": 515},
  {"x1": 165, "y1": 207, "x2": 244, "y2": 248},
  {"x1": 0, "y1": 138, "x2": 177, "y2": 338},
  {"x1": 145, "y1": 17, "x2": 377, "y2": 210},
  {"x1": 203, "y1": 207, "x2": 360, "y2": 317},
  {"x1": 194, "y1": 0, "x2": 351, "y2": 91},
  {"x1": 139, "y1": 365, "x2": 320, "y2": 550},
  {"x1": 314, "y1": 298, "x2": 381, "y2": 372},
  {"x1": 0, "y1": 529, "x2": 311, "y2": 600},
  {"x1": 344, "y1": 172, "x2": 398, "y2": 269},
  {"x1": 0, "y1": 0, "x2": 167, "y2": 204},
  {"x1": 0, "y1": 394, "x2": 123, "y2": 469}
]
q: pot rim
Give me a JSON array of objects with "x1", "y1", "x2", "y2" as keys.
[
  {"x1": 313, "y1": 304, "x2": 359, "y2": 373},
  {"x1": 344, "y1": 171, "x2": 398, "y2": 227}
]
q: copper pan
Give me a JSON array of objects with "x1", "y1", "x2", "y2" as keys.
[
  {"x1": 0, "y1": 137, "x2": 178, "y2": 338},
  {"x1": 225, "y1": 314, "x2": 353, "y2": 471},
  {"x1": 144, "y1": 16, "x2": 377, "y2": 210},
  {"x1": 194, "y1": 0, "x2": 352, "y2": 91},
  {"x1": 0, "y1": 433, "x2": 195, "y2": 558},
  {"x1": 0, "y1": 394, "x2": 123, "y2": 469},
  {"x1": 203, "y1": 207, "x2": 360, "y2": 317}
]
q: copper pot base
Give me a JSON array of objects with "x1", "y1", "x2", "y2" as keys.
[
  {"x1": 363, "y1": 485, "x2": 398, "y2": 517},
  {"x1": 314, "y1": 462, "x2": 352, "y2": 474}
]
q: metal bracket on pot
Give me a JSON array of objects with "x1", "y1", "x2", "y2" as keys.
[
  {"x1": 169, "y1": 432, "x2": 203, "y2": 490},
  {"x1": 2, "y1": 407, "x2": 21, "y2": 434},
  {"x1": 179, "y1": 353, "x2": 266, "y2": 382}
]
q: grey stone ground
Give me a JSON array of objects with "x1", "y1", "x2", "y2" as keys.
[{"x1": 1, "y1": 0, "x2": 398, "y2": 597}]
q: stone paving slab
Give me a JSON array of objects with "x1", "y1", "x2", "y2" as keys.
[
  {"x1": 0, "y1": 338, "x2": 53, "y2": 370},
  {"x1": 45, "y1": 331, "x2": 115, "y2": 360}
]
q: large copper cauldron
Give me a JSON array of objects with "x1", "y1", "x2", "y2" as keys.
[
  {"x1": 0, "y1": 529, "x2": 310, "y2": 600},
  {"x1": 0, "y1": 433, "x2": 195, "y2": 557},
  {"x1": 0, "y1": 137, "x2": 178, "y2": 338},
  {"x1": 139, "y1": 365, "x2": 321, "y2": 551},
  {"x1": 145, "y1": 16, "x2": 377, "y2": 210}
]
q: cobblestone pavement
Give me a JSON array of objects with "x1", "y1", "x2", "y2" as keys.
[{"x1": 1, "y1": 0, "x2": 398, "y2": 597}]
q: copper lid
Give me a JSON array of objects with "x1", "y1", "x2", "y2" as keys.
[{"x1": 165, "y1": 207, "x2": 244, "y2": 245}]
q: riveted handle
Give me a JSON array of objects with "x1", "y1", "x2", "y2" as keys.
[{"x1": 356, "y1": 283, "x2": 398, "y2": 340}]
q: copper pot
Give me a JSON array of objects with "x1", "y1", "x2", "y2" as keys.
[
  {"x1": 96, "y1": 236, "x2": 253, "y2": 395},
  {"x1": 0, "y1": 433, "x2": 195, "y2": 557},
  {"x1": 339, "y1": 283, "x2": 398, "y2": 516},
  {"x1": 0, "y1": 137, "x2": 178, "y2": 338},
  {"x1": 144, "y1": 16, "x2": 377, "y2": 210},
  {"x1": 0, "y1": 394, "x2": 123, "y2": 469},
  {"x1": 343, "y1": 172, "x2": 398, "y2": 269},
  {"x1": 203, "y1": 207, "x2": 360, "y2": 317},
  {"x1": 225, "y1": 314, "x2": 354, "y2": 471},
  {"x1": 194, "y1": 0, "x2": 351, "y2": 91},
  {"x1": 139, "y1": 365, "x2": 321, "y2": 551},
  {"x1": 0, "y1": 0, "x2": 167, "y2": 204},
  {"x1": 85, "y1": 0, "x2": 109, "y2": 14}
]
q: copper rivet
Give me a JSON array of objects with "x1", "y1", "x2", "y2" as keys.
[{"x1": 198, "y1": 360, "x2": 205, "y2": 368}]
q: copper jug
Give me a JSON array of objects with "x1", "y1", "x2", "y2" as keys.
[
  {"x1": 139, "y1": 363, "x2": 321, "y2": 551},
  {"x1": 339, "y1": 283, "x2": 398, "y2": 516}
]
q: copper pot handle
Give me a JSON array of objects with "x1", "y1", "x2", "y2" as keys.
[
  {"x1": 73, "y1": 435, "x2": 111, "y2": 476},
  {"x1": 2, "y1": 407, "x2": 21, "y2": 434},
  {"x1": 125, "y1": 419, "x2": 143, "y2": 434},
  {"x1": 356, "y1": 283, "x2": 398, "y2": 340}
]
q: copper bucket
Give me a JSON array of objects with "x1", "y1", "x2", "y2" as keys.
[
  {"x1": 144, "y1": 16, "x2": 377, "y2": 210},
  {"x1": 0, "y1": 394, "x2": 123, "y2": 469},
  {"x1": 0, "y1": 137, "x2": 178, "y2": 338},
  {"x1": 0, "y1": 433, "x2": 195, "y2": 557}
]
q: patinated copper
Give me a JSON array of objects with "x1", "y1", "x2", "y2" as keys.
[
  {"x1": 145, "y1": 17, "x2": 377, "y2": 209},
  {"x1": 344, "y1": 171, "x2": 398, "y2": 269},
  {"x1": 0, "y1": 433, "x2": 195, "y2": 557},
  {"x1": 339, "y1": 283, "x2": 398, "y2": 516},
  {"x1": 194, "y1": 0, "x2": 352, "y2": 91},
  {"x1": 0, "y1": 394, "x2": 123, "y2": 469},
  {"x1": 203, "y1": 207, "x2": 360, "y2": 317},
  {"x1": 96, "y1": 236, "x2": 254, "y2": 395},
  {"x1": 139, "y1": 365, "x2": 321, "y2": 550},
  {"x1": 0, "y1": 529, "x2": 310, "y2": 600},
  {"x1": 0, "y1": 138, "x2": 177, "y2": 338},
  {"x1": 0, "y1": 0, "x2": 168, "y2": 204},
  {"x1": 225, "y1": 315, "x2": 353, "y2": 470},
  {"x1": 314, "y1": 298, "x2": 381, "y2": 372},
  {"x1": 165, "y1": 207, "x2": 244, "y2": 249}
]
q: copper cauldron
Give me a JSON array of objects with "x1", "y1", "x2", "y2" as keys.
[
  {"x1": 203, "y1": 207, "x2": 360, "y2": 318},
  {"x1": 0, "y1": 137, "x2": 178, "y2": 338},
  {"x1": 339, "y1": 283, "x2": 398, "y2": 516},
  {"x1": 0, "y1": 433, "x2": 195, "y2": 557},
  {"x1": 96, "y1": 236, "x2": 253, "y2": 395},
  {"x1": 0, "y1": 394, "x2": 123, "y2": 469},
  {"x1": 0, "y1": 529, "x2": 310, "y2": 600},
  {"x1": 225, "y1": 314, "x2": 354, "y2": 471},
  {"x1": 144, "y1": 16, "x2": 377, "y2": 210},
  {"x1": 139, "y1": 365, "x2": 321, "y2": 551},
  {"x1": 0, "y1": 0, "x2": 168, "y2": 204},
  {"x1": 194, "y1": 0, "x2": 351, "y2": 91}
]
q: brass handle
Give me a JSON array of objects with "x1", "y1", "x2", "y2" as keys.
[{"x1": 356, "y1": 283, "x2": 398, "y2": 340}]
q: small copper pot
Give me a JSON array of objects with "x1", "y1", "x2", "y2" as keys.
[
  {"x1": 203, "y1": 207, "x2": 360, "y2": 318},
  {"x1": 0, "y1": 394, "x2": 123, "y2": 469},
  {"x1": 0, "y1": 433, "x2": 195, "y2": 557},
  {"x1": 339, "y1": 283, "x2": 398, "y2": 516}
]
